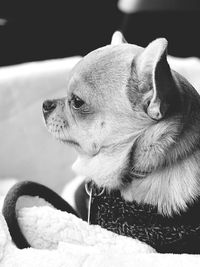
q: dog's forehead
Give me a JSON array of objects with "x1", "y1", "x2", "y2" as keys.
[{"x1": 70, "y1": 44, "x2": 143, "y2": 92}]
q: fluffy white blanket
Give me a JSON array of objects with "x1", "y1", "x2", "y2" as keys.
[{"x1": 1, "y1": 204, "x2": 200, "y2": 267}]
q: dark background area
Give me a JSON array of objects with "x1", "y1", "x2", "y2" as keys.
[{"x1": 0, "y1": 0, "x2": 199, "y2": 66}]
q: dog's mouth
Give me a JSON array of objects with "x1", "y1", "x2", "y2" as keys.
[{"x1": 61, "y1": 139, "x2": 80, "y2": 147}]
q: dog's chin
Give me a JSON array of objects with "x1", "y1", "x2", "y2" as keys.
[{"x1": 45, "y1": 124, "x2": 81, "y2": 149}]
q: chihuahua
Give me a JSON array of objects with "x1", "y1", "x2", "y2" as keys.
[{"x1": 43, "y1": 32, "x2": 200, "y2": 217}]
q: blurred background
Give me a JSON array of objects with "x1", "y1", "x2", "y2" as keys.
[
  {"x1": 0, "y1": 0, "x2": 200, "y2": 66},
  {"x1": 0, "y1": 0, "x2": 200, "y2": 197}
]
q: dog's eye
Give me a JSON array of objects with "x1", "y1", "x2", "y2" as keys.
[{"x1": 71, "y1": 94, "x2": 85, "y2": 110}]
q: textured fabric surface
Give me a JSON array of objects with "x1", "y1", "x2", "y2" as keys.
[
  {"x1": 2, "y1": 182, "x2": 200, "y2": 266},
  {"x1": 90, "y1": 185, "x2": 200, "y2": 253}
]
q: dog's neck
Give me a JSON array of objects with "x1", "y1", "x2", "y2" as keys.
[
  {"x1": 121, "y1": 150, "x2": 200, "y2": 216},
  {"x1": 122, "y1": 104, "x2": 200, "y2": 216},
  {"x1": 72, "y1": 141, "x2": 134, "y2": 190}
]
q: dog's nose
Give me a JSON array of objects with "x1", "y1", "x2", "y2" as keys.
[{"x1": 42, "y1": 100, "x2": 57, "y2": 114}]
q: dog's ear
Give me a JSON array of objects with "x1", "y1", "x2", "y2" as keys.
[
  {"x1": 135, "y1": 38, "x2": 175, "y2": 120},
  {"x1": 111, "y1": 31, "x2": 127, "y2": 45}
]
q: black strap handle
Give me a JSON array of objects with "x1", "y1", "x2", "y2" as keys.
[{"x1": 2, "y1": 181, "x2": 79, "y2": 249}]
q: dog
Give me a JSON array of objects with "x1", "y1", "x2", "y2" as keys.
[
  {"x1": 3, "y1": 32, "x2": 200, "y2": 253},
  {"x1": 42, "y1": 31, "x2": 200, "y2": 218}
]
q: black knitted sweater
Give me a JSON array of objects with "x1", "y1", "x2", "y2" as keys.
[{"x1": 90, "y1": 185, "x2": 200, "y2": 254}]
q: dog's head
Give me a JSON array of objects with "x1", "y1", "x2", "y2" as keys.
[{"x1": 43, "y1": 32, "x2": 196, "y2": 190}]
